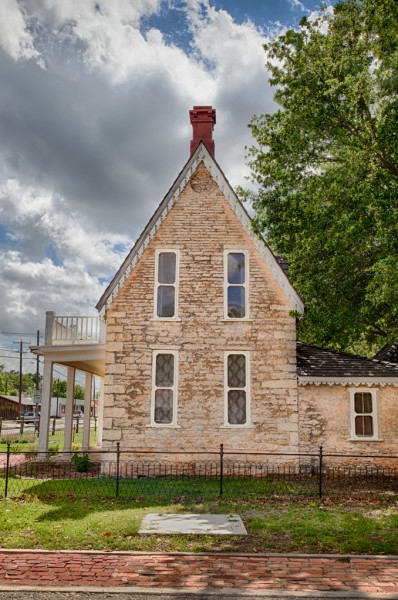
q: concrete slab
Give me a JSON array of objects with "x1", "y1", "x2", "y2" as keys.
[{"x1": 140, "y1": 513, "x2": 247, "y2": 535}]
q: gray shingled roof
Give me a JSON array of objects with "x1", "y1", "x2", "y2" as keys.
[
  {"x1": 297, "y1": 342, "x2": 398, "y2": 378},
  {"x1": 374, "y1": 342, "x2": 398, "y2": 364},
  {"x1": 274, "y1": 254, "x2": 289, "y2": 278}
]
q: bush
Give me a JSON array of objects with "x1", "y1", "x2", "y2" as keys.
[{"x1": 71, "y1": 452, "x2": 90, "y2": 472}]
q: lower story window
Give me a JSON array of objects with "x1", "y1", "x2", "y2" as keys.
[
  {"x1": 152, "y1": 351, "x2": 177, "y2": 425},
  {"x1": 350, "y1": 389, "x2": 378, "y2": 439},
  {"x1": 225, "y1": 352, "x2": 249, "y2": 426}
]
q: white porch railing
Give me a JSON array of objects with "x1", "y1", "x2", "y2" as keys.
[{"x1": 45, "y1": 312, "x2": 105, "y2": 345}]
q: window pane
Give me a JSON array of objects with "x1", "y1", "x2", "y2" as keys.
[
  {"x1": 362, "y1": 393, "x2": 373, "y2": 413},
  {"x1": 157, "y1": 286, "x2": 175, "y2": 317},
  {"x1": 228, "y1": 354, "x2": 246, "y2": 388},
  {"x1": 354, "y1": 392, "x2": 373, "y2": 414},
  {"x1": 355, "y1": 415, "x2": 373, "y2": 436},
  {"x1": 158, "y1": 252, "x2": 176, "y2": 284},
  {"x1": 228, "y1": 390, "x2": 246, "y2": 424},
  {"x1": 228, "y1": 286, "x2": 245, "y2": 318},
  {"x1": 154, "y1": 389, "x2": 173, "y2": 424},
  {"x1": 228, "y1": 253, "x2": 245, "y2": 284},
  {"x1": 155, "y1": 354, "x2": 174, "y2": 387}
]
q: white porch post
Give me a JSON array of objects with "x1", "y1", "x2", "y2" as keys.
[
  {"x1": 82, "y1": 372, "x2": 92, "y2": 451},
  {"x1": 97, "y1": 377, "x2": 104, "y2": 446},
  {"x1": 63, "y1": 367, "x2": 75, "y2": 452},
  {"x1": 38, "y1": 357, "x2": 53, "y2": 455}
]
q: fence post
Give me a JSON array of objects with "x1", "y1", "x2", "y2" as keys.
[
  {"x1": 52, "y1": 417, "x2": 56, "y2": 436},
  {"x1": 0, "y1": 417, "x2": 2, "y2": 436},
  {"x1": 19, "y1": 418, "x2": 24, "y2": 436},
  {"x1": 219, "y1": 443, "x2": 224, "y2": 499},
  {"x1": 115, "y1": 442, "x2": 120, "y2": 498},
  {"x1": 5, "y1": 442, "x2": 11, "y2": 498},
  {"x1": 318, "y1": 445, "x2": 323, "y2": 499}
]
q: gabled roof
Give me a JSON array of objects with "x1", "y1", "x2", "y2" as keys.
[
  {"x1": 96, "y1": 142, "x2": 304, "y2": 314},
  {"x1": 0, "y1": 395, "x2": 33, "y2": 406},
  {"x1": 297, "y1": 342, "x2": 398, "y2": 386}
]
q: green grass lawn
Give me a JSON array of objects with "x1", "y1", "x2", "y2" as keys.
[
  {"x1": 0, "y1": 486, "x2": 397, "y2": 554},
  {"x1": 0, "y1": 427, "x2": 98, "y2": 453}
]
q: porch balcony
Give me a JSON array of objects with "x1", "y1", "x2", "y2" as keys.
[
  {"x1": 31, "y1": 311, "x2": 107, "y2": 453},
  {"x1": 45, "y1": 312, "x2": 106, "y2": 346},
  {"x1": 32, "y1": 311, "x2": 106, "y2": 377}
]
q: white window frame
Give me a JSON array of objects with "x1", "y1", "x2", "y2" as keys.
[
  {"x1": 349, "y1": 388, "x2": 379, "y2": 440},
  {"x1": 224, "y1": 249, "x2": 249, "y2": 320},
  {"x1": 153, "y1": 249, "x2": 180, "y2": 320},
  {"x1": 223, "y1": 351, "x2": 251, "y2": 427},
  {"x1": 150, "y1": 350, "x2": 178, "y2": 427}
]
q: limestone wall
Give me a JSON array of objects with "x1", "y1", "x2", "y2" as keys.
[
  {"x1": 102, "y1": 162, "x2": 299, "y2": 455},
  {"x1": 298, "y1": 384, "x2": 398, "y2": 468}
]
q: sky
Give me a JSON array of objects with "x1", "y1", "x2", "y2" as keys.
[{"x1": 0, "y1": 0, "x2": 330, "y2": 373}]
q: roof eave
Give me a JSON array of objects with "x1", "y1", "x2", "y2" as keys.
[{"x1": 298, "y1": 376, "x2": 398, "y2": 387}]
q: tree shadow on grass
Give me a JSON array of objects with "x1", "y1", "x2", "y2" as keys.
[{"x1": 8, "y1": 475, "x2": 222, "y2": 522}]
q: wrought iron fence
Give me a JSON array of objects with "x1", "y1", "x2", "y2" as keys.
[{"x1": 0, "y1": 443, "x2": 397, "y2": 501}]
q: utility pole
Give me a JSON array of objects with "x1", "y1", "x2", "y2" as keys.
[
  {"x1": 12, "y1": 339, "x2": 31, "y2": 418},
  {"x1": 36, "y1": 330, "x2": 40, "y2": 391},
  {"x1": 18, "y1": 340, "x2": 23, "y2": 418}
]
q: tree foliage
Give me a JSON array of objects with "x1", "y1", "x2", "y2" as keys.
[
  {"x1": 247, "y1": 0, "x2": 398, "y2": 353},
  {"x1": 0, "y1": 366, "x2": 84, "y2": 399},
  {"x1": 0, "y1": 366, "x2": 40, "y2": 396}
]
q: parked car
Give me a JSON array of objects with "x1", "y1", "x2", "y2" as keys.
[{"x1": 19, "y1": 411, "x2": 39, "y2": 423}]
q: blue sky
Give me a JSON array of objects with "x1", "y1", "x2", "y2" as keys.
[{"x1": 0, "y1": 0, "x2": 333, "y2": 371}]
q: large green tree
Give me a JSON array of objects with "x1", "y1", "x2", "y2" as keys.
[{"x1": 247, "y1": 0, "x2": 398, "y2": 353}]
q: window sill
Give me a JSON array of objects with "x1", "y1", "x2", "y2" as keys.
[
  {"x1": 349, "y1": 438, "x2": 383, "y2": 442},
  {"x1": 146, "y1": 424, "x2": 181, "y2": 429},
  {"x1": 220, "y1": 319, "x2": 253, "y2": 323},
  {"x1": 150, "y1": 317, "x2": 182, "y2": 322},
  {"x1": 220, "y1": 425, "x2": 254, "y2": 429}
]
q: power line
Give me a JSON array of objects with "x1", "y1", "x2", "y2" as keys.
[
  {"x1": 0, "y1": 332, "x2": 40, "y2": 336},
  {"x1": 0, "y1": 355, "x2": 37, "y2": 360}
]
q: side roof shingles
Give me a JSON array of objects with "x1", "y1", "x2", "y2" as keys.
[
  {"x1": 374, "y1": 342, "x2": 398, "y2": 364},
  {"x1": 297, "y1": 342, "x2": 398, "y2": 378}
]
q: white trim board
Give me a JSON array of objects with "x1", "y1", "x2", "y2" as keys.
[{"x1": 299, "y1": 376, "x2": 398, "y2": 387}]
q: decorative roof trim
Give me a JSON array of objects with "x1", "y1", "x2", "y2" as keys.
[
  {"x1": 96, "y1": 143, "x2": 304, "y2": 313},
  {"x1": 299, "y1": 376, "x2": 398, "y2": 387}
]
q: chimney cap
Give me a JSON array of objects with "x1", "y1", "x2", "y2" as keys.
[{"x1": 189, "y1": 106, "x2": 216, "y2": 157}]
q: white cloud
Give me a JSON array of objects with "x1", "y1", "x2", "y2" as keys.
[
  {"x1": 0, "y1": 0, "x2": 39, "y2": 61},
  {"x1": 287, "y1": 0, "x2": 308, "y2": 12},
  {"x1": 0, "y1": 0, "x2": 280, "y2": 335},
  {"x1": 0, "y1": 179, "x2": 131, "y2": 333}
]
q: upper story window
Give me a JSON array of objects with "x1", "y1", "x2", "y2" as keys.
[
  {"x1": 154, "y1": 250, "x2": 179, "y2": 319},
  {"x1": 350, "y1": 389, "x2": 379, "y2": 440},
  {"x1": 224, "y1": 351, "x2": 250, "y2": 426},
  {"x1": 224, "y1": 251, "x2": 248, "y2": 319},
  {"x1": 151, "y1": 350, "x2": 178, "y2": 426}
]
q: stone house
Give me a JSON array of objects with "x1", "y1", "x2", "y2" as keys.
[{"x1": 34, "y1": 106, "x2": 398, "y2": 465}]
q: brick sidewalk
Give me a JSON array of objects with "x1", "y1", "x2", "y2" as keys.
[{"x1": 0, "y1": 550, "x2": 397, "y2": 594}]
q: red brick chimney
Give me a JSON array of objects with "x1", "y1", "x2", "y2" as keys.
[{"x1": 189, "y1": 106, "x2": 216, "y2": 157}]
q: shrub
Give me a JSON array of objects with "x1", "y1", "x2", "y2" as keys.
[{"x1": 71, "y1": 453, "x2": 90, "y2": 472}]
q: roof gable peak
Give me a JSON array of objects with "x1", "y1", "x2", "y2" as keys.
[{"x1": 96, "y1": 142, "x2": 304, "y2": 314}]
